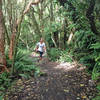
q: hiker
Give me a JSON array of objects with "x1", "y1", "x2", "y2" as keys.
[{"x1": 35, "y1": 38, "x2": 46, "y2": 60}]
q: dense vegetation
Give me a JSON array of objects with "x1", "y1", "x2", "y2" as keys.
[{"x1": 0, "y1": 0, "x2": 100, "y2": 99}]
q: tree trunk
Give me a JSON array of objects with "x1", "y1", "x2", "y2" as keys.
[
  {"x1": 54, "y1": 31, "x2": 59, "y2": 47},
  {"x1": 9, "y1": 0, "x2": 41, "y2": 60},
  {"x1": 31, "y1": 8, "x2": 41, "y2": 38},
  {"x1": 50, "y1": 1, "x2": 54, "y2": 21},
  {"x1": 58, "y1": 0, "x2": 78, "y2": 23},
  {"x1": 8, "y1": 0, "x2": 41, "y2": 74},
  {"x1": 0, "y1": 0, "x2": 8, "y2": 73},
  {"x1": 64, "y1": 32, "x2": 67, "y2": 48},
  {"x1": 63, "y1": 18, "x2": 68, "y2": 49},
  {"x1": 86, "y1": 0, "x2": 99, "y2": 36}
]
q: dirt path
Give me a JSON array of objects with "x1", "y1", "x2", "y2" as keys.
[{"x1": 4, "y1": 57, "x2": 97, "y2": 100}]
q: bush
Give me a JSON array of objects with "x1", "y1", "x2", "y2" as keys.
[
  {"x1": 0, "y1": 72, "x2": 11, "y2": 96},
  {"x1": 5, "y1": 49, "x2": 41, "y2": 78},
  {"x1": 11, "y1": 50, "x2": 41, "y2": 78},
  {"x1": 58, "y1": 50, "x2": 73, "y2": 62},
  {"x1": 47, "y1": 48, "x2": 61, "y2": 61},
  {"x1": 47, "y1": 48, "x2": 73, "y2": 62},
  {"x1": 0, "y1": 49, "x2": 41, "y2": 97},
  {"x1": 90, "y1": 42, "x2": 100, "y2": 80}
]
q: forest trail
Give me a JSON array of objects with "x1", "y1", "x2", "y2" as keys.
[{"x1": 4, "y1": 55, "x2": 97, "y2": 100}]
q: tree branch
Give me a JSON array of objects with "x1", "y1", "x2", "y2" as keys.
[{"x1": 24, "y1": 0, "x2": 41, "y2": 14}]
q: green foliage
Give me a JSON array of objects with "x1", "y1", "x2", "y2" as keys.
[
  {"x1": 62, "y1": 0, "x2": 100, "y2": 83},
  {"x1": 97, "y1": 84, "x2": 100, "y2": 91},
  {"x1": 58, "y1": 50, "x2": 73, "y2": 62},
  {"x1": 90, "y1": 42, "x2": 100, "y2": 80},
  {"x1": 91, "y1": 42, "x2": 100, "y2": 49},
  {"x1": 0, "y1": 49, "x2": 41, "y2": 96},
  {"x1": 0, "y1": 72, "x2": 11, "y2": 94},
  {"x1": 0, "y1": 96, "x2": 3, "y2": 100},
  {"x1": 92, "y1": 64, "x2": 100, "y2": 80},
  {"x1": 73, "y1": 40, "x2": 100, "y2": 80},
  {"x1": 48, "y1": 48, "x2": 61, "y2": 61},
  {"x1": 70, "y1": 30, "x2": 97, "y2": 72},
  {"x1": 2, "y1": 0, "x2": 100, "y2": 98},
  {"x1": 44, "y1": 22, "x2": 62, "y2": 47},
  {"x1": 48, "y1": 48, "x2": 73, "y2": 62},
  {"x1": 19, "y1": 73, "x2": 30, "y2": 79},
  {"x1": 92, "y1": 96, "x2": 100, "y2": 100},
  {"x1": 92, "y1": 83, "x2": 100, "y2": 100},
  {"x1": 13, "y1": 50, "x2": 40, "y2": 78}
]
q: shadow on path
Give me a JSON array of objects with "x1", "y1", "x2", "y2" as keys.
[{"x1": 4, "y1": 54, "x2": 97, "y2": 100}]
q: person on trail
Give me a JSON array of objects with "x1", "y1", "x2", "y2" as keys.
[{"x1": 35, "y1": 38, "x2": 46, "y2": 60}]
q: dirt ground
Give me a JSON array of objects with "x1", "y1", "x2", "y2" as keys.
[{"x1": 4, "y1": 56, "x2": 98, "y2": 100}]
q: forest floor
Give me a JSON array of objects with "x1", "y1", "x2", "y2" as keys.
[{"x1": 4, "y1": 54, "x2": 98, "y2": 100}]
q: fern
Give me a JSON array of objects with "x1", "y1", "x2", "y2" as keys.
[
  {"x1": 90, "y1": 42, "x2": 100, "y2": 49},
  {"x1": 92, "y1": 63, "x2": 100, "y2": 80},
  {"x1": 19, "y1": 73, "x2": 30, "y2": 79},
  {"x1": 0, "y1": 72, "x2": 11, "y2": 92},
  {"x1": 58, "y1": 50, "x2": 73, "y2": 62},
  {"x1": 14, "y1": 50, "x2": 39, "y2": 77},
  {"x1": 48, "y1": 48, "x2": 61, "y2": 61}
]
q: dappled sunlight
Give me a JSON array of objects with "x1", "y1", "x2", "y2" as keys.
[
  {"x1": 30, "y1": 52, "x2": 39, "y2": 57},
  {"x1": 1, "y1": 0, "x2": 99, "y2": 99},
  {"x1": 54, "y1": 62, "x2": 86, "y2": 71},
  {"x1": 54, "y1": 62, "x2": 76, "y2": 71},
  {"x1": 17, "y1": 0, "x2": 23, "y2": 3},
  {"x1": 30, "y1": 51, "x2": 86, "y2": 72}
]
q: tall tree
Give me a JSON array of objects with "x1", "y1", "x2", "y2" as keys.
[
  {"x1": 9, "y1": 0, "x2": 41, "y2": 60},
  {"x1": 86, "y1": 0, "x2": 99, "y2": 36},
  {"x1": 0, "y1": 0, "x2": 8, "y2": 73}
]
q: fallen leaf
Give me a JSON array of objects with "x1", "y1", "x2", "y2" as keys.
[
  {"x1": 76, "y1": 97, "x2": 80, "y2": 100},
  {"x1": 80, "y1": 84, "x2": 84, "y2": 87},
  {"x1": 64, "y1": 89, "x2": 69, "y2": 93},
  {"x1": 46, "y1": 89, "x2": 48, "y2": 92},
  {"x1": 17, "y1": 79, "x2": 23, "y2": 85},
  {"x1": 81, "y1": 96, "x2": 87, "y2": 99}
]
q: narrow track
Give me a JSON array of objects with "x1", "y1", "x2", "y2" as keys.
[{"x1": 4, "y1": 55, "x2": 97, "y2": 100}]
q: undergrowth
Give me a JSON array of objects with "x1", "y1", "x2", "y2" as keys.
[
  {"x1": 58, "y1": 50, "x2": 73, "y2": 63},
  {"x1": 0, "y1": 49, "x2": 41, "y2": 98},
  {"x1": 48, "y1": 48, "x2": 73, "y2": 63},
  {"x1": 47, "y1": 48, "x2": 61, "y2": 61}
]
